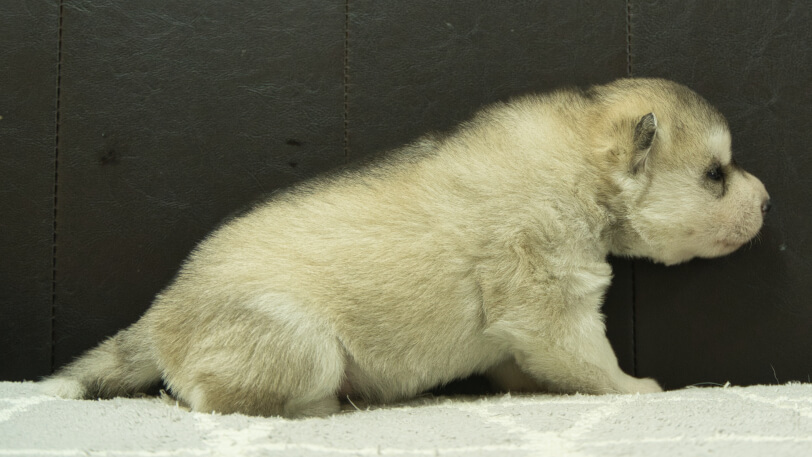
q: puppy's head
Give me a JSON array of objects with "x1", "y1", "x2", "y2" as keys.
[{"x1": 597, "y1": 79, "x2": 770, "y2": 265}]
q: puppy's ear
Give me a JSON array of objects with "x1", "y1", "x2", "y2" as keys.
[{"x1": 630, "y1": 112, "x2": 657, "y2": 174}]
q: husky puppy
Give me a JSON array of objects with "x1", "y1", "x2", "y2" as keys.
[{"x1": 41, "y1": 78, "x2": 770, "y2": 417}]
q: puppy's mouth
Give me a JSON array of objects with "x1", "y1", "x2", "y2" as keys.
[
  {"x1": 716, "y1": 217, "x2": 764, "y2": 252},
  {"x1": 716, "y1": 229, "x2": 762, "y2": 253},
  {"x1": 717, "y1": 239, "x2": 745, "y2": 250}
]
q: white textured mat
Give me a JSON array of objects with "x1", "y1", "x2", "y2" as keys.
[{"x1": 1, "y1": 381, "x2": 811, "y2": 456}]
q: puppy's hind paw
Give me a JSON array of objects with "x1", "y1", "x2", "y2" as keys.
[{"x1": 39, "y1": 377, "x2": 86, "y2": 399}]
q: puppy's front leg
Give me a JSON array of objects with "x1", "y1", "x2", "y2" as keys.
[
  {"x1": 484, "y1": 261, "x2": 661, "y2": 395},
  {"x1": 492, "y1": 300, "x2": 662, "y2": 395},
  {"x1": 508, "y1": 311, "x2": 661, "y2": 395}
]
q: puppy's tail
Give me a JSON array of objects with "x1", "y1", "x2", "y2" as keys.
[{"x1": 40, "y1": 318, "x2": 161, "y2": 400}]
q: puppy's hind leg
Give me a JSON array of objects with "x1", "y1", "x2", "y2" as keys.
[
  {"x1": 183, "y1": 381, "x2": 341, "y2": 418},
  {"x1": 163, "y1": 297, "x2": 346, "y2": 418}
]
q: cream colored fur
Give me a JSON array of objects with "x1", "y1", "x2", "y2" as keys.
[{"x1": 40, "y1": 78, "x2": 770, "y2": 417}]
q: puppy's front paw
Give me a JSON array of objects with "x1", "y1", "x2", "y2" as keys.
[{"x1": 630, "y1": 377, "x2": 663, "y2": 394}]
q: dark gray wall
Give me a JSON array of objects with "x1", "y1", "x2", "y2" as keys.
[
  {"x1": 1, "y1": 1, "x2": 809, "y2": 389},
  {"x1": 0, "y1": 0, "x2": 60, "y2": 380}
]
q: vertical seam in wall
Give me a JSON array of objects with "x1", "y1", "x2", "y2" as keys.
[
  {"x1": 51, "y1": 0, "x2": 65, "y2": 374},
  {"x1": 343, "y1": 0, "x2": 350, "y2": 163},
  {"x1": 626, "y1": 0, "x2": 633, "y2": 77},
  {"x1": 626, "y1": 0, "x2": 638, "y2": 377},
  {"x1": 631, "y1": 264, "x2": 638, "y2": 376}
]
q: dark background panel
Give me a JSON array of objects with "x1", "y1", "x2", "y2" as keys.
[
  {"x1": 0, "y1": 0, "x2": 59, "y2": 380},
  {"x1": 348, "y1": 0, "x2": 629, "y2": 158},
  {"x1": 348, "y1": 0, "x2": 637, "y2": 375},
  {"x1": 631, "y1": 0, "x2": 812, "y2": 388},
  {"x1": 52, "y1": 0, "x2": 344, "y2": 370},
  {"x1": 604, "y1": 258, "x2": 636, "y2": 376}
]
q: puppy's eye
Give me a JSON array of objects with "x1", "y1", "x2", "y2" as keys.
[{"x1": 707, "y1": 166, "x2": 724, "y2": 182}]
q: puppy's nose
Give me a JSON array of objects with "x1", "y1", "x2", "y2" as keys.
[{"x1": 761, "y1": 199, "x2": 772, "y2": 216}]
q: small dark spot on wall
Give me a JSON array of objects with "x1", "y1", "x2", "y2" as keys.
[
  {"x1": 286, "y1": 139, "x2": 303, "y2": 147},
  {"x1": 100, "y1": 149, "x2": 118, "y2": 165},
  {"x1": 288, "y1": 161, "x2": 298, "y2": 168}
]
